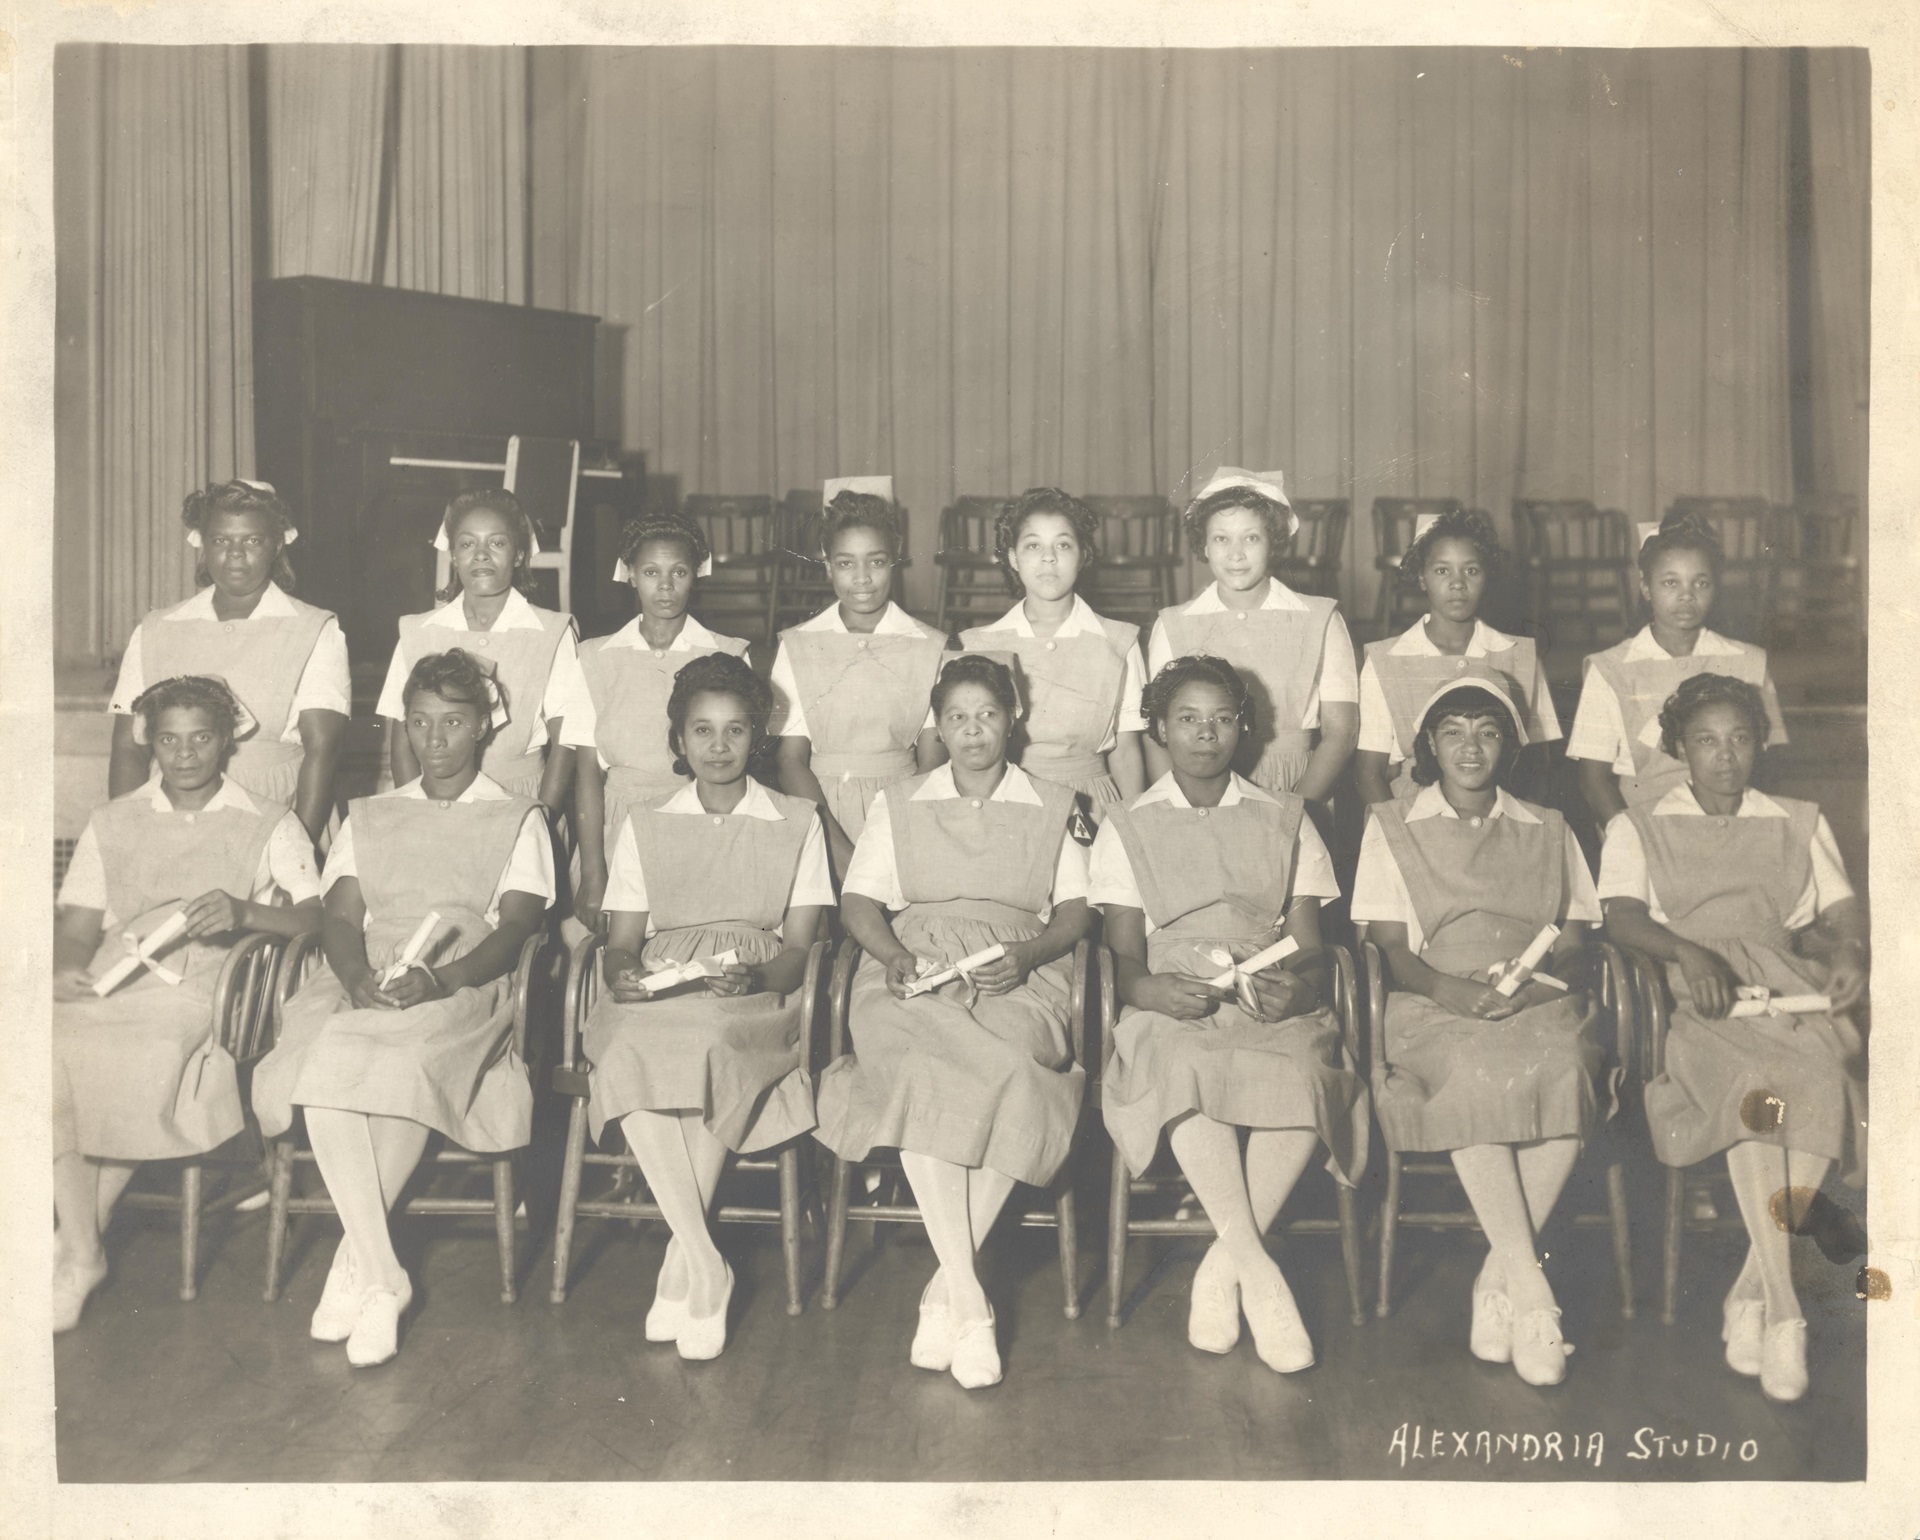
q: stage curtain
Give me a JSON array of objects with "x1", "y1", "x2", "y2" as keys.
[
  {"x1": 534, "y1": 46, "x2": 1828, "y2": 611},
  {"x1": 259, "y1": 44, "x2": 390, "y2": 282},
  {"x1": 53, "y1": 44, "x2": 255, "y2": 663},
  {"x1": 1803, "y1": 49, "x2": 1871, "y2": 514}
]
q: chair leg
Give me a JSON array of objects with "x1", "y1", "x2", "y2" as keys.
[
  {"x1": 1105, "y1": 1144, "x2": 1130, "y2": 1329},
  {"x1": 1376, "y1": 1150, "x2": 1402, "y2": 1319},
  {"x1": 1606, "y1": 1158, "x2": 1635, "y2": 1320},
  {"x1": 821, "y1": 1154, "x2": 853, "y2": 1310},
  {"x1": 779, "y1": 1143, "x2": 805, "y2": 1317},
  {"x1": 1336, "y1": 1181, "x2": 1365, "y2": 1326},
  {"x1": 1374, "y1": 571, "x2": 1392, "y2": 630},
  {"x1": 548, "y1": 1097, "x2": 592, "y2": 1305},
  {"x1": 263, "y1": 1139, "x2": 296, "y2": 1303},
  {"x1": 1662, "y1": 1164, "x2": 1685, "y2": 1327},
  {"x1": 1056, "y1": 1183, "x2": 1080, "y2": 1321},
  {"x1": 493, "y1": 1156, "x2": 518, "y2": 1305},
  {"x1": 179, "y1": 1162, "x2": 204, "y2": 1303}
]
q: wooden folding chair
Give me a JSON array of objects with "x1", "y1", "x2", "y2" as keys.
[
  {"x1": 933, "y1": 497, "x2": 1013, "y2": 633},
  {"x1": 1080, "y1": 495, "x2": 1181, "y2": 626},
  {"x1": 1372, "y1": 497, "x2": 1463, "y2": 630},
  {"x1": 1101, "y1": 943, "x2": 1369, "y2": 1330},
  {"x1": 1275, "y1": 498, "x2": 1350, "y2": 601},
  {"x1": 1516, "y1": 500, "x2": 1634, "y2": 648},
  {"x1": 1364, "y1": 938, "x2": 1636, "y2": 1319},
  {"x1": 546, "y1": 932, "x2": 831, "y2": 1315},
  {"x1": 115, "y1": 930, "x2": 296, "y2": 1301},
  {"x1": 262, "y1": 931, "x2": 550, "y2": 1306},
  {"x1": 683, "y1": 494, "x2": 782, "y2": 649},
  {"x1": 818, "y1": 939, "x2": 1092, "y2": 1320},
  {"x1": 1776, "y1": 493, "x2": 1864, "y2": 651}
]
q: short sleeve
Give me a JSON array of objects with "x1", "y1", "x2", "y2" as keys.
[
  {"x1": 1349, "y1": 816, "x2": 1416, "y2": 931},
  {"x1": 1560, "y1": 826, "x2": 1601, "y2": 923},
  {"x1": 1315, "y1": 609, "x2": 1360, "y2": 706},
  {"x1": 1114, "y1": 641, "x2": 1149, "y2": 735},
  {"x1": 107, "y1": 625, "x2": 148, "y2": 715},
  {"x1": 769, "y1": 642, "x2": 810, "y2": 740},
  {"x1": 265, "y1": 812, "x2": 323, "y2": 904},
  {"x1": 497, "y1": 808, "x2": 557, "y2": 904},
  {"x1": 1808, "y1": 813, "x2": 1854, "y2": 917},
  {"x1": 1356, "y1": 658, "x2": 1399, "y2": 757},
  {"x1": 1525, "y1": 660, "x2": 1564, "y2": 744},
  {"x1": 1290, "y1": 816, "x2": 1342, "y2": 903},
  {"x1": 1760, "y1": 667, "x2": 1790, "y2": 748},
  {"x1": 788, "y1": 812, "x2": 838, "y2": 910},
  {"x1": 1051, "y1": 825, "x2": 1091, "y2": 905},
  {"x1": 288, "y1": 618, "x2": 353, "y2": 723},
  {"x1": 602, "y1": 817, "x2": 649, "y2": 914},
  {"x1": 1595, "y1": 813, "x2": 1652, "y2": 908},
  {"x1": 1567, "y1": 666, "x2": 1631, "y2": 773},
  {"x1": 373, "y1": 642, "x2": 410, "y2": 722},
  {"x1": 322, "y1": 816, "x2": 359, "y2": 893},
  {"x1": 1145, "y1": 616, "x2": 1172, "y2": 677},
  {"x1": 56, "y1": 824, "x2": 108, "y2": 912},
  {"x1": 1087, "y1": 820, "x2": 1142, "y2": 912},
  {"x1": 540, "y1": 626, "x2": 592, "y2": 740},
  {"x1": 841, "y1": 791, "x2": 902, "y2": 907}
]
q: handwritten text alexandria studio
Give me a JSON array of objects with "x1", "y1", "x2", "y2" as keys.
[{"x1": 1387, "y1": 1424, "x2": 1762, "y2": 1469}]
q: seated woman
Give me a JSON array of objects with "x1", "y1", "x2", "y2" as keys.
[
  {"x1": 1093, "y1": 655, "x2": 1366, "y2": 1373},
  {"x1": 814, "y1": 654, "x2": 1093, "y2": 1390},
  {"x1": 53, "y1": 676, "x2": 323, "y2": 1332},
  {"x1": 253, "y1": 650, "x2": 554, "y2": 1368},
  {"x1": 582, "y1": 653, "x2": 833, "y2": 1361},
  {"x1": 1600, "y1": 672, "x2": 1867, "y2": 1405},
  {"x1": 1351, "y1": 680, "x2": 1606, "y2": 1387}
]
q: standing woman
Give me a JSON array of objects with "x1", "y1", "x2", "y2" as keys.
[
  {"x1": 772, "y1": 477, "x2": 949, "y2": 879},
  {"x1": 567, "y1": 511, "x2": 751, "y2": 927},
  {"x1": 581, "y1": 653, "x2": 833, "y2": 1359},
  {"x1": 54, "y1": 677, "x2": 323, "y2": 1330},
  {"x1": 1571, "y1": 512, "x2": 1787, "y2": 824},
  {"x1": 1093, "y1": 657, "x2": 1366, "y2": 1372},
  {"x1": 1350, "y1": 680, "x2": 1606, "y2": 1387},
  {"x1": 1354, "y1": 509, "x2": 1560, "y2": 804},
  {"x1": 959, "y1": 487, "x2": 1146, "y2": 822},
  {"x1": 1146, "y1": 468, "x2": 1359, "y2": 803},
  {"x1": 109, "y1": 480, "x2": 349, "y2": 844},
  {"x1": 254, "y1": 651, "x2": 554, "y2": 1367},
  {"x1": 1600, "y1": 673, "x2": 1866, "y2": 1404},
  {"x1": 376, "y1": 488, "x2": 589, "y2": 810},
  {"x1": 814, "y1": 655, "x2": 1092, "y2": 1389}
]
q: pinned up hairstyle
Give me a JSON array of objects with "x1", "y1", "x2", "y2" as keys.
[
  {"x1": 1410, "y1": 685, "x2": 1520, "y2": 788},
  {"x1": 620, "y1": 510, "x2": 710, "y2": 575},
  {"x1": 1397, "y1": 507, "x2": 1507, "y2": 592},
  {"x1": 1180, "y1": 485, "x2": 1293, "y2": 561},
  {"x1": 130, "y1": 675, "x2": 243, "y2": 745},
  {"x1": 401, "y1": 648, "x2": 501, "y2": 737},
  {"x1": 930, "y1": 653, "x2": 1020, "y2": 721},
  {"x1": 438, "y1": 488, "x2": 537, "y2": 602},
  {"x1": 993, "y1": 487, "x2": 1100, "y2": 592},
  {"x1": 665, "y1": 651, "x2": 775, "y2": 777},
  {"x1": 1657, "y1": 672, "x2": 1770, "y2": 761},
  {"x1": 1139, "y1": 654, "x2": 1255, "y2": 747},
  {"x1": 820, "y1": 491, "x2": 906, "y2": 563},
  {"x1": 182, "y1": 481, "x2": 298, "y2": 591},
  {"x1": 1638, "y1": 509, "x2": 1725, "y2": 581}
]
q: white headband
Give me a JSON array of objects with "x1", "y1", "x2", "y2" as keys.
[
  {"x1": 185, "y1": 479, "x2": 298, "y2": 548},
  {"x1": 824, "y1": 474, "x2": 895, "y2": 504},
  {"x1": 434, "y1": 509, "x2": 543, "y2": 557},
  {"x1": 128, "y1": 677, "x2": 261, "y2": 745},
  {"x1": 1415, "y1": 676, "x2": 1530, "y2": 747},
  {"x1": 1196, "y1": 466, "x2": 1297, "y2": 537}
]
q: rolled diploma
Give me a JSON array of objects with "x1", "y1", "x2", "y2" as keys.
[
  {"x1": 1493, "y1": 923, "x2": 1562, "y2": 998},
  {"x1": 379, "y1": 911, "x2": 444, "y2": 986},
  {"x1": 1728, "y1": 994, "x2": 1832, "y2": 1018},
  {"x1": 903, "y1": 944, "x2": 1008, "y2": 998},
  {"x1": 91, "y1": 911, "x2": 191, "y2": 996},
  {"x1": 637, "y1": 948, "x2": 741, "y2": 994},
  {"x1": 1204, "y1": 935, "x2": 1301, "y2": 991}
]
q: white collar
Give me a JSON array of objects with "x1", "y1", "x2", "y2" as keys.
[
  {"x1": 1390, "y1": 617, "x2": 1517, "y2": 658},
  {"x1": 145, "y1": 777, "x2": 259, "y2": 815},
  {"x1": 388, "y1": 773, "x2": 512, "y2": 803},
  {"x1": 425, "y1": 587, "x2": 547, "y2": 633},
  {"x1": 1182, "y1": 579, "x2": 1307, "y2": 614},
  {"x1": 1653, "y1": 783, "x2": 1788, "y2": 819},
  {"x1": 602, "y1": 611, "x2": 730, "y2": 654},
  {"x1": 909, "y1": 762, "x2": 1045, "y2": 806},
  {"x1": 1132, "y1": 770, "x2": 1275, "y2": 811},
  {"x1": 657, "y1": 778, "x2": 785, "y2": 820},
  {"x1": 170, "y1": 582, "x2": 298, "y2": 621},
  {"x1": 1621, "y1": 625, "x2": 1745, "y2": 662},
  {"x1": 795, "y1": 600, "x2": 930, "y2": 637},
  {"x1": 980, "y1": 594, "x2": 1105, "y2": 639},
  {"x1": 1405, "y1": 782, "x2": 1540, "y2": 825}
]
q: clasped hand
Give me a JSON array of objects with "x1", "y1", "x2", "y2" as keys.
[
  {"x1": 350, "y1": 964, "x2": 449, "y2": 1011},
  {"x1": 1137, "y1": 964, "x2": 1310, "y2": 1024},
  {"x1": 884, "y1": 944, "x2": 1033, "y2": 1000}
]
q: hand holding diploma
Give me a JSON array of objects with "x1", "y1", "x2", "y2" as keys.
[
  {"x1": 903, "y1": 944, "x2": 1008, "y2": 999},
  {"x1": 379, "y1": 912, "x2": 445, "y2": 988},
  {"x1": 91, "y1": 910, "x2": 191, "y2": 996},
  {"x1": 1492, "y1": 924, "x2": 1561, "y2": 998}
]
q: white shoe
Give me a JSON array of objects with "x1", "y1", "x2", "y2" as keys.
[
  {"x1": 950, "y1": 1308, "x2": 1003, "y2": 1390},
  {"x1": 1511, "y1": 1307, "x2": 1573, "y2": 1387},
  {"x1": 1760, "y1": 1317, "x2": 1810, "y2": 1403},
  {"x1": 1241, "y1": 1268, "x2": 1314, "y2": 1374},
  {"x1": 1470, "y1": 1285, "x2": 1515, "y2": 1364},
  {"x1": 345, "y1": 1275, "x2": 413, "y2": 1368},
  {"x1": 676, "y1": 1261, "x2": 734, "y2": 1362},
  {"x1": 1722, "y1": 1294, "x2": 1766, "y2": 1377},
  {"x1": 53, "y1": 1255, "x2": 109, "y2": 1334},
  {"x1": 310, "y1": 1240, "x2": 366, "y2": 1343},
  {"x1": 645, "y1": 1239, "x2": 688, "y2": 1344},
  {"x1": 1187, "y1": 1244, "x2": 1241, "y2": 1354},
  {"x1": 234, "y1": 1189, "x2": 272, "y2": 1213},
  {"x1": 911, "y1": 1271, "x2": 957, "y2": 1372}
]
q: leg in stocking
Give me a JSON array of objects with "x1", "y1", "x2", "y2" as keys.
[
  {"x1": 1244, "y1": 1129, "x2": 1320, "y2": 1234},
  {"x1": 95, "y1": 1160, "x2": 139, "y2": 1234},
  {"x1": 304, "y1": 1108, "x2": 409, "y2": 1294},
  {"x1": 1452, "y1": 1143, "x2": 1568, "y2": 1383},
  {"x1": 366, "y1": 1116, "x2": 432, "y2": 1212},
  {"x1": 899, "y1": 1150, "x2": 987, "y2": 1322},
  {"x1": 620, "y1": 1112, "x2": 726, "y2": 1312},
  {"x1": 53, "y1": 1154, "x2": 102, "y2": 1273},
  {"x1": 965, "y1": 1165, "x2": 1017, "y2": 1252}
]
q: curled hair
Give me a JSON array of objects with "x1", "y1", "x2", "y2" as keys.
[
  {"x1": 1657, "y1": 672, "x2": 1769, "y2": 761},
  {"x1": 620, "y1": 510, "x2": 710, "y2": 575},
  {"x1": 665, "y1": 652, "x2": 775, "y2": 777},
  {"x1": 182, "y1": 481, "x2": 298, "y2": 592},
  {"x1": 820, "y1": 491, "x2": 905, "y2": 562},
  {"x1": 1397, "y1": 507, "x2": 1507, "y2": 592},
  {"x1": 400, "y1": 648, "x2": 500, "y2": 736},
  {"x1": 993, "y1": 488, "x2": 1100, "y2": 593},
  {"x1": 1139, "y1": 654, "x2": 1255, "y2": 746},
  {"x1": 130, "y1": 675, "x2": 242, "y2": 744},
  {"x1": 1639, "y1": 510, "x2": 1725, "y2": 581},
  {"x1": 1409, "y1": 685, "x2": 1519, "y2": 788},
  {"x1": 930, "y1": 653, "x2": 1020, "y2": 721},
  {"x1": 1180, "y1": 486, "x2": 1293, "y2": 561},
  {"x1": 438, "y1": 489, "x2": 536, "y2": 603}
]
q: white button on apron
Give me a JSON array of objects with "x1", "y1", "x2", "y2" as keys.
[{"x1": 969, "y1": 798, "x2": 982, "y2": 808}]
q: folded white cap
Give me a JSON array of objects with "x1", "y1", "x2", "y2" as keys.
[
  {"x1": 823, "y1": 474, "x2": 895, "y2": 505},
  {"x1": 1414, "y1": 675, "x2": 1529, "y2": 747},
  {"x1": 1195, "y1": 466, "x2": 1296, "y2": 536}
]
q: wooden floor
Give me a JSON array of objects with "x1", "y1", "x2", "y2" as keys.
[{"x1": 55, "y1": 1154, "x2": 1866, "y2": 1484}]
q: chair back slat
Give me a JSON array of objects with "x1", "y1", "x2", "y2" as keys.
[
  {"x1": 1082, "y1": 495, "x2": 1176, "y2": 561},
  {"x1": 1519, "y1": 501, "x2": 1628, "y2": 561},
  {"x1": 1285, "y1": 499, "x2": 1350, "y2": 565},
  {"x1": 684, "y1": 494, "x2": 778, "y2": 559},
  {"x1": 1789, "y1": 492, "x2": 1860, "y2": 561},
  {"x1": 1666, "y1": 496, "x2": 1777, "y2": 562},
  {"x1": 214, "y1": 932, "x2": 286, "y2": 1064}
]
